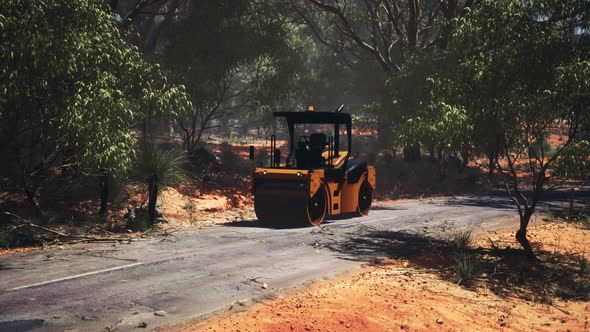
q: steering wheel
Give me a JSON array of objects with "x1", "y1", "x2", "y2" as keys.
[{"x1": 298, "y1": 135, "x2": 310, "y2": 151}]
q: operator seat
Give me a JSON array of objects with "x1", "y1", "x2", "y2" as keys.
[
  {"x1": 308, "y1": 133, "x2": 327, "y2": 168},
  {"x1": 295, "y1": 133, "x2": 327, "y2": 169}
]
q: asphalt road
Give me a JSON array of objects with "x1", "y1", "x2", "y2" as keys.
[{"x1": 0, "y1": 193, "x2": 584, "y2": 332}]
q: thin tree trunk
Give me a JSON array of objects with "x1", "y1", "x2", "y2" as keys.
[
  {"x1": 487, "y1": 152, "x2": 496, "y2": 176},
  {"x1": 516, "y1": 210, "x2": 536, "y2": 260},
  {"x1": 148, "y1": 176, "x2": 159, "y2": 223},
  {"x1": 22, "y1": 171, "x2": 42, "y2": 220},
  {"x1": 403, "y1": 145, "x2": 421, "y2": 162},
  {"x1": 24, "y1": 187, "x2": 42, "y2": 218},
  {"x1": 428, "y1": 144, "x2": 435, "y2": 162},
  {"x1": 460, "y1": 148, "x2": 469, "y2": 172},
  {"x1": 99, "y1": 174, "x2": 109, "y2": 217}
]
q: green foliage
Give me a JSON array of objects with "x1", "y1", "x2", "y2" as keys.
[
  {"x1": 135, "y1": 146, "x2": 188, "y2": 192},
  {"x1": 554, "y1": 140, "x2": 590, "y2": 179},
  {"x1": 184, "y1": 201, "x2": 197, "y2": 213},
  {"x1": 219, "y1": 142, "x2": 241, "y2": 171},
  {"x1": 454, "y1": 254, "x2": 480, "y2": 285},
  {"x1": 384, "y1": 0, "x2": 590, "y2": 258},
  {"x1": 577, "y1": 255, "x2": 588, "y2": 275},
  {"x1": 450, "y1": 230, "x2": 474, "y2": 252},
  {"x1": 126, "y1": 209, "x2": 151, "y2": 232},
  {"x1": 391, "y1": 0, "x2": 589, "y2": 163},
  {"x1": 162, "y1": 0, "x2": 300, "y2": 150},
  {"x1": 0, "y1": 0, "x2": 190, "y2": 176},
  {"x1": 0, "y1": 225, "x2": 40, "y2": 249},
  {"x1": 253, "y1": 147, "x2": 270, "y2": 167}
]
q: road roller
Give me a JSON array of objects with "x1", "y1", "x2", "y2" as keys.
[{"x1": 249, "y1": 106, "x2": 376, "y2": 226}]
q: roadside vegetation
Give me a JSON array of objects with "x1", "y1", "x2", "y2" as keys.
[{"x1": 0, "y1": 0, "x2": 588, "y2": 309}]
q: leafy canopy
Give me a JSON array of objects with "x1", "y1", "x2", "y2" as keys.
[{"x1": 0, "y1": 0, "x2": 190, "y2": 175}]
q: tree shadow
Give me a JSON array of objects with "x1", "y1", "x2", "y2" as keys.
[
  {"x1": 324, "y1": 227, "x2": 589, "y2": 303},
  {"x1": 472, "y1": 245, "x2": 590, "y2": 303},
  {"x1": 324, "y1": 229, "x2": 447, "y2": 262},
  {"x1": 0, "y1": 319, "x2": 44, "y2": 332},
  {"x1": 370, "y1": 205, "x2": 409, "y2": 211},
  {"x1": 443, "y1": 193, "x2": 517, "y2": 210},
  {"x1": 223, "y1": 219, "x2": 314, "y2": 229},
  {"x1": 444, "y1": 188, "x2": 590, "y2": 213}
]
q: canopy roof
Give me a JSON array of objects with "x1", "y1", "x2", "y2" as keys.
[{"x1": 273, "y1": 111, "x2": 351, "y2": 126}]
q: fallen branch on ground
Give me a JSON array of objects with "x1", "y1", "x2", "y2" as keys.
[{"x1": 3, "y1": 212, "x2": 132, "y2": 244}]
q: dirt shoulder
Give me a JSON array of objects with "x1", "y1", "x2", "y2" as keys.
[{"x1": 170, "y1": 221, "x2": 590, "y2": 332}]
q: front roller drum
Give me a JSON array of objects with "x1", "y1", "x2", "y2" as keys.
[{"x1": 254, "y1": 184, "x2": 327, "y2": 226}]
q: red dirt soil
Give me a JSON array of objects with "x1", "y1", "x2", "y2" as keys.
[{"x1": 169, "y1": 221, "x2": 590, "y2": 332}]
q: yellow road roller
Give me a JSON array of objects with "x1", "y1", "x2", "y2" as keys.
[{"x1": 249, "y1": 107, "x2": 376, "y2": 226}]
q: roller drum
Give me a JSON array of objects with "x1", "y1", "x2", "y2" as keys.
[{"x1": 254, "y1": 181, "x2": 327, "y2": 226}]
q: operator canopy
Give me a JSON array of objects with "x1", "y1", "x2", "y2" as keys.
[
  {"x1": 272, "y1": 111, "x2": 353, "y2": 169},
  {"x1": 273, "y1": 111, "x2": 351, "y2": 126}
]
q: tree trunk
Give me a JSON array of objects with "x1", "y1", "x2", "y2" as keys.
[
  {"x1": 147, "y1": 176, "x2": 159, "y2": 223},
  {"x1": 487, "y1": 152, "x2": 496, "y2": 176},
  {"x1": 99, "y1": 174, "x2": 109, "y2": 217},
  {"x1": 403, "y1": 145, "x2": 421, "y2": 162},
  {"x1": 142, "y1": 118, "x2": 148, "y2": 149},
  {"x1": 460, "y1": 148, "x2": 469, "y2": 172},
  {"x1": 516, "y1": 211, "x2": 536, "y2": 260},
  {"x1": 428, "y1": 144, "x2": 435, "y2": 162},
  {"x1": 24, "y1": 187, "x2": 42, "y2": 219},
  {"x1": 22, "y1": 171, "x2": 42, "y2": 220}
]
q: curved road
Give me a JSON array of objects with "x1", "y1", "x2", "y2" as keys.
[{"x1": 0, "y1": 193, "x2": 583, "y2": 331}]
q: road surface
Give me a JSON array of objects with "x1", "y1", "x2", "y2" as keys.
[{"x1": 0, "y1": 193, "x2": 581, "y2": 331}]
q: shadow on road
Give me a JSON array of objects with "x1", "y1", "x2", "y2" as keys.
[
  {"x1": 325, "y1": 229, "x2": 447, "y2": 262},
  {"x1": 222, "y1": 219, "x2": 309, "y2": 229},
  {"x1": 222, "y1": 216, "x2": 348, "y2": 229},
  {"x1": 443, "y1": 188, "x2": 590, "y2": 213},
  {"x1": 0, "y1": 319, "x2": 44, "y2": 332},
  {"x1": 370, "y1": 205, "x2": 409, "y2": 211},
  {"x1": 443, "y1": 195, "x2": 516, "y2": 210}
]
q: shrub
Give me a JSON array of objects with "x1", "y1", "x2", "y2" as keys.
[
  {"x1": 219, "y1": 142, "x2": 240, "y2": 170},
  {"x1": 254, "y1": 148, "x2": 269, "y2": 167},
  {"x1": 450, "y1": 230, "x2": 473, "y2": 252},
  {"x1": 577, "y1": 255, "x2": 588, "y2": 275},
  {"x1": 0, "y1": 225, "x2": 41, "y2": 249},
  {"x1": 135, "y1": 146, "x2": 188, "y2": 223},
  {"x1": 184, "y1": 201, "x2": 197, "y2": 212},
  {"x1": 126, "y1": 209, "x2": 151, "y2": 232},
  {"x1": 455, "y1": 254, "x2": 480, "y2": 284}
]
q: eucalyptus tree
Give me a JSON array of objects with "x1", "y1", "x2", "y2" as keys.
[
  {"x1": 0, "y1": 0, "x2": 190, "y2": 218},
  {"x1": 161, "y1": 0, "x2": 300, "y2": 153},
  {"x1": 293, "y1": 0, "x2": 480, "y2": 160},
  {"x1": 399, "y1": 0, "x2": 590, "y2": 259}
]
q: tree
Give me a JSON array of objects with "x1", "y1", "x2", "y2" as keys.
[
  {"x1": 294, "y1": 0, "x2": 479, "y2": 159},
  {"x1": 108, "y1": 0, "x2": 188, "y2": 53},
  {"x1": 0, "y1": 0, "x2": 190, "y2": 218},
  {"x1": 398, "y1": 0, "x2": 590, "y2": 259},
  {"x1": 161, "y1": 0, "x2": 300, "y2": 154}
]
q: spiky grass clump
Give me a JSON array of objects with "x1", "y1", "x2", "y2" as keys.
[
  {"x1": 455, "y1": 254, "x2": 480, "y2": 285},
  {"x1": 135, "y1": 146, "x2": 188, "y2": 224},
  {"x1": 451, "y1": 230, "x2": 473, "y2": 252},
  {"x1": 135, "y1": 146, "x2": 188, "y2": 191}
]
